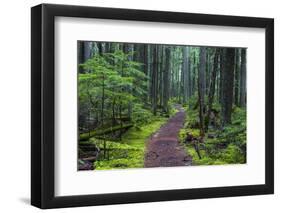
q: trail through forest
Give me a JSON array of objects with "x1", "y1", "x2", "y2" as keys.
[
  {"x1": 78, "y1": 41, "x2": 247, "y2": 170},
  {"x1": 144, "y1": 105, "x2": 192, "y2": 168}
]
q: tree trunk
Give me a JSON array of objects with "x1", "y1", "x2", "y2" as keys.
[
  {"x1": 219, "y1": 49, "x2": 224, "y2": 104},
  {"x1": 239, "y1": 48, "x2": 246, "y2": 107},
  {"x1": 158, "y1": 45, "x2": 163, "y2": 108},
  {"x1": 205, "y1": 49, "x2": 219, "y2": 131},
  {"x1": 222, "y1": 48, "x2": 235, "y2": 125},
  {"x1": 84, "y1": 41, "x2": 92, "y2": 61},
  {"x1": 163, "y1": 46, "x2": 171, "y2": 113},
  {"x1": 192, "y1": 51, "x2": 197, "y2": 97},
  {"x1": 205, "y1": 49, "x2": 210, "y2": 95},
  {"x1": 147, "y1": 45, "x2": 152, "y2": 103},
  {"x1": 151, "y1": 45, "x2": 158, "y2": 115},
  {"x1": 98, "y1": 42, "x2": 105, "y2": 55},
  {"x1": 101, "y1": 74, "x2": 105, "y2": 126},
  {"x1": 198, "y1": 47, "x2": 206, "y2": 136},
  {"x1": 78, "y1": 42, "x2": 84, "y2": 73},
  {"x1": 182, "y1": 47, "x2": 190, "y2": 103},
  {"x1": 234, "y1": 49, "x2": 240, "y2": 106},
  {"x1": 78, "y1": 41, "x2": 92, "y2": 73}
]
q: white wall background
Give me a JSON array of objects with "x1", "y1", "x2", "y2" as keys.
[{"x1": 0, "y1": 0, "x2": 279, "y2": 212}]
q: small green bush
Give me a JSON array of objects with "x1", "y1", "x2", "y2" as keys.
[{"x1": 131, "y1": 103, "x2": 154, "y2": 127}]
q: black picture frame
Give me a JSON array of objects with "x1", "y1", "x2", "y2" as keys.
[{"x1": 31, "y1": 3, "x2": 274, "y2": 209}]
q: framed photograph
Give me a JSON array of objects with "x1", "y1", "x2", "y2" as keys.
[{"x1": 31, "y1": 3, "x2": 274, "y2": 209}]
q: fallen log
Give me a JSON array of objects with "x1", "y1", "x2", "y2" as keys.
[
  {"x1": 79, "y1": 123, "x2": 133, "y2": 141},
  {"x1": 81, "y1": 156, "x2": 97, "y2": 162}
]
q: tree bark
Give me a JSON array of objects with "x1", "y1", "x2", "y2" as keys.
[
  {"x1": 83, "y1": 41, "x2": 92, "y2": 61},
  {"x1": 78, "y1": 42, "x2": 84, "y2": 73},
  {"x1": 78, "y1": 41, "x2": 92, "y2": 73},
  {"x1": 239, "y1": 48, "x2": 246, "y2": 107},
  {"x1": 198, "y1": 47, "x2": 206, "y2": 136},
  {"x1": 234, "y1": 49, "x2": 240, "y2": 106},
  {"x1": 206, "y1": 49, "x2": 219, "y2": 131},
  {"x1": 222, "y1": 48, "x2": 235, "y2": 125},
  {"x1": 151, "y1": 45, "x2": 158, "y2": 115},
  {"x1": 163, "y1": 46, "x2": 171, "y2": 113},
  {"x1": 219, "y1": 49, "x2": 224, "y2": 104},
  {"x1": 182, "y1": 47, "x2": 190, "y2": 103}
]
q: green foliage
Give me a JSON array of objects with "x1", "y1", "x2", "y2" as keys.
[
  {"x1": 167, "y1": 99, "x2": 179, "y2": 117},
  {"x1": 179, "y1": 128, "x2": 200, "y2": 143},
  {"x1": 186, "y1": 142, "x2": 245, "y2": 165},
  {"x1": 180, "y1": 97, "x2": 246, "y2": 166},
  {"x1": 79, "y1": 50, "x2": 147, "y2": 132},
  {"x1": 222, "y1": 144, "x2": 245, "y2": 164},
  {"x1": 131, "y1": 104, "x2": 154, "y2": 127}
]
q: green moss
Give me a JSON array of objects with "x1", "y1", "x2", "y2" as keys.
[
  {"x1": 94, "y1": 116, "x2": 167, "y2": 170},
  {"x1": 185, "y1": 142, "x2": 245, "y2": 166}
]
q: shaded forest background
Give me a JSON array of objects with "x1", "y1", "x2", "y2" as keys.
[{"x1": 78, "y1": 41, "x2": 247, "y2": 170}]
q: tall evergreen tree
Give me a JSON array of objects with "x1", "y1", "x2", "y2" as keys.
[
  {"x1": 239, "y1": 49, "x2": 247, "y2": 107},
  {"x1": 198, "y1": 47, "x2": 206, "y2": 136},
  {"x1": 221, "y1": 48, "x2": 235, "y2": 125}
]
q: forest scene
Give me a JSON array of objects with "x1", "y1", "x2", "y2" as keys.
[{"x1": 78, "y1": 41, "x2": 247, "y2": 171}]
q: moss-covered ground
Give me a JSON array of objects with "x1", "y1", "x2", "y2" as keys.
[{"x1": 90, "y1": 116, "x2": 167, "y2": 170}]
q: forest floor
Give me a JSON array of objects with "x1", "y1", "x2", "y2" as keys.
[{"x1": 144, "y1": 105, "x2": 192, "y2": 168}]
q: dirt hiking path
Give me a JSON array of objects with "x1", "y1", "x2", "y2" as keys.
[{"x1": 144, "y1": 105, "x2": 192, "y2": 168}]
